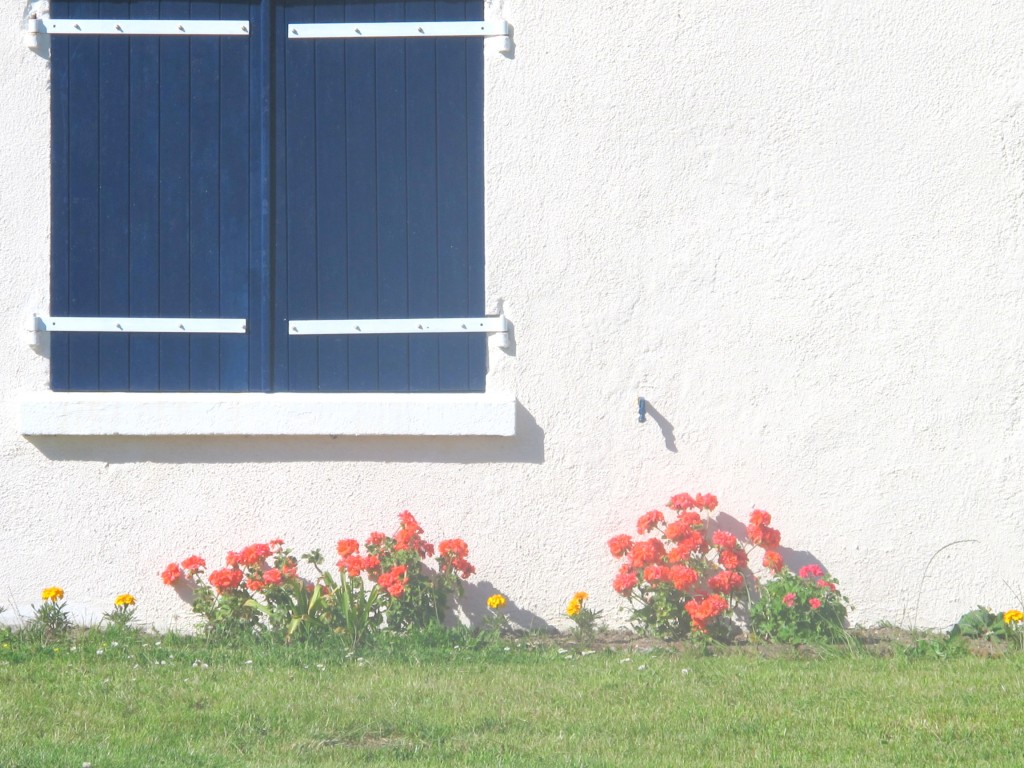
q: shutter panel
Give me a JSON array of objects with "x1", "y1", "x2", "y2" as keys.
[
  {"x1": 50, "y1": 0, "x2": 488, "y2": 395},
  {"x1": 274, "y1": 0, "x2": 486, "y2": 393},
  {"x1": 49, "y1": 0, "x2": 260, "y2": 392}
]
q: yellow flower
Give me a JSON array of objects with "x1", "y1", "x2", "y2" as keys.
[
  {"x1": 572, "y1": 591, "x2": 589, "y2": 602},
  {"x1": 566, "y1": 599, "x2": 582, "y2": 617},
  {"x1": 487, "y1": 594, "x2": 507, "y2": 610},
  {"x1": 1004, "y1": 609, "x2": 1024, "y2": 625},
  {"x1": 114, "y1": 593, "x2": 136, "y2": 608},
  {"x1": 41, "y1": 586, "x2": 64, "y2": 603}
]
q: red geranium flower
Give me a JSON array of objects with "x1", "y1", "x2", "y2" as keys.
[
  {"x1": 719, "y1": 548, "x2": 748, "y2": 571},
  {"x1": 694, "y1": 493, "x2": 718, "y2": 511},
  {"x1": 263, "y1": 568, "x2": 282, "y2": 585},
  {"x1": 808, "y1": 598, "x2": 822, "y2": 609},
  {"x1": 628, "y1": 538, "x2": 666, "y2": 569},
  {"x1": 613, "y1": 566, "x2": 638, "y2": 594},
  {"x1": 180, "y1": 555, "x2": 206, "y2": 573},
  {"x1": 636, "y1": 509, "x2": 665, "y2": 535},
  {"x1": 749, "y1": 509, "x2": 772, "y2": 527},
  {"x1": 667, "y1": 493, "x2": 697, "y2": 511},
  {"x1": 161, "y1": 562, "x2": 183, "y2": 585},
  {"x1": 377, "y1": 565, "x2": 409, "y2": 597},
  {"x1": 798, "y1": 564, "x2": 824, "y2": 580},
  {"x1": 643, "y1": 564, "x2": 665, "y2": 583},
  {"x1": 711, "y1": 530, "x2": 737, "y2": 549},
  {"x1": 398, "y1": 511, "x2": 423, "y2": 534},
  {"x1": 607, "y1": 534, "x2": 633, "y2": 558},
  {"x1": 782, "y1": 592, "x2": 796, "y2": 607},
  {"x1": 209, "y1": 568, "x2": 243, "y2": 594},
  {"x1": 439, "y1": 539, "x2": 469, "y2": 559},
  {"x1": 685, "y1": 594, "x2": 728, "y2": 633},
  {"x1": 237, "y1": 543, "x2": 271, "y2": 567},
  {"x1": 336, "y1": 539, "x2": 360, "y2": 558},
  {"x1": 762, "y1": 550, "x2": 784, "y2": 574},
  {"x1": 708, "y1": 570, "x2": 744, "y2": 593},
  {"x1": 667, "y1": 565, "x2": 698, "y2": 591}
]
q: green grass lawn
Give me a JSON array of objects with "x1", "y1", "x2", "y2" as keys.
[{"x1": 1, "y1": 632, "x2": 1022, "y2": 767}]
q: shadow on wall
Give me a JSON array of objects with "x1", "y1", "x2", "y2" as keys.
[
  {"x1": 713, "y1": 512, "x2": 830, "y2": 583},
  {"x1": 26, "y1": 402, "x2": 545, "y2": 465},
  {"x1": 163, "y1": 575, "x2": 557, "y2": 634},
  {"x1": 460, "y1": 579, "x2": 556, "y2": 634},
  {"x1": 640, "y1": 400, "x2": 677, "y2": 453}
]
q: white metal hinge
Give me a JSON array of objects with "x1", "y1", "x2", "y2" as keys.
[
  {"x1": 287, "y1": 20, "x2": 508, "y2": 40},
  {"x1": 45, "y1": 19, "x2": 250, "y2": 36},
  {"x1": 288, "y1": 315, "x2": 510, "y2": 349},
  {"x1": 32, "y1": 315, "x2": 247, "y2": 334}
]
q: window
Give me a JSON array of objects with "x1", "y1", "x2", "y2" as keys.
[{"x1": 49, "y1": 0, "x2": 487, "y2": 394}]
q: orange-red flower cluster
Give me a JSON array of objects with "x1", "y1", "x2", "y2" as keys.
[
  {"x1": 636, "y1": 509, "x2": 665, "y2": 534},
  {"x1": 608, "y1": 534, "x2": 633, "y2": 558},
  {"x1": 762, "y1": 550, "x2": 785, "y2": 574},
  {"x1": 609, "y1": 492, "x2": 793, "y2": 638},
  {"x1": 708, "y1": 569, "x2": 744, "y2": 593},
  {"x1": 227, "y1": 542, "x2": 272, "y2": 568},
  {"x1": 181, "y1": 555, "x2": 206, "y2": 573},
  {"x1": 377, "y1": 565, "x2": 409, "y2": 597},
  {"x1": 747, "y1": 510, "x2": 781, "y2": 548},
  {"x1": 394, "y1": 511, "x2": 435, "y2": 558},
  {"x1": 438, "y1": 538, "x2": 475, "y2": 579},
  {"x1": 666, "y1": 492, "x2": 718, "y2": 512},
  {"x1": 336, "y1": 539, "x2": 360, "y2": 558},
  {"x1": 161, "y1": 562, "x2": 183, "y2": 585},
  {"x1": 685, "y1": 594, "x2": 728, "y2": 633},
  {"x1": 798, "y1": 564, "x2": 824, "y2": 579},
  {"x1": 338, "y1": 553, "x2": 381, "y2": 578},
  {"x1": 208, "y1": 567, "x2": 243, "y2": 594},
  {"x1": 613, "y1": 566, "x2": 638, "y2": 594}
]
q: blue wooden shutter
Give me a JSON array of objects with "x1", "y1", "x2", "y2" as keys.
[
  {"x1": 272, "y1": 0, "x2": 486, "y2": 393},
  {"x1": 50, "y1": 0, "x2": 485, "y2": 394},
  {"x1": 50, "y1": 0, "x2": 263, "y2": 392}
]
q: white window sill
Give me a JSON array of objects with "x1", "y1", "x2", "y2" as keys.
[{"x1": 18, "y1": 391, "x2": 517, "y2": 436}]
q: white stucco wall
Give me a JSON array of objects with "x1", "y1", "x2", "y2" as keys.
[{"x1": 2, "y1": 0, "x2": 1024, "y2": 631}]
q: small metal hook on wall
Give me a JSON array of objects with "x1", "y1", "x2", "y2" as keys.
[{"x1": 638, "y1": 397, "x2": 647, "y2": 423}]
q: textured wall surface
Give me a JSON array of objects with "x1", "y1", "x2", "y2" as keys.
[{"x1": 3, "y1": 0, "x2": 1024, "y2": 631}]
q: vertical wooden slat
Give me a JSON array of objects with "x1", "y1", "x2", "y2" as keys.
[
  {"x1": 436, "y1": 0, "x2": 471, "y2": 391},
  {"x1": 49, "y1": 0, "x2": 71, "y2": 391},
  {"x1": 218, "y1": 0, "x2": 252, "y2": 391},
  {"x1": 284, "y1": 0, "x2": 319, "y2": 391},
  {"x1": 270, "y1": 0, "x2": 289, "y2": 391},
  {"x1": 128, "y1": 0, "x2": 161, "y2": 391},
  {"x1": 159, "y1": 0, "x2": 192, "y2": 391},
  {"x1": 405, "y1": 0, "x2": 440, "y2": 392},
  {"x1": 67, "y1": 0, "x2": 101, "y2": 391},
  {"x1": 375, "y1": 2, "x2": 410, "y2": 392},
  {"x1": 345, "y1": 0, "x2": 379, "y2": 391},
  {"x1": 314, "y1": 0, "x2": 349, "y2": 391},
  {"x1": 97, "y1": 0, "x2": 131, "y2": 390},
  {"x1": 465, "y1": 0, "x2": 486, "y2": 391},
  {"x1": 188, "y1": 0, "x2": 222, "y2": 390},
  {"x1": 251, "y1": 0, "x2": 272, "y2": 391}
]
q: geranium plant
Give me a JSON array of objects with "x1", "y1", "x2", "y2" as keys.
[
  {"x1": 749, "y1": 564, "x2": 850, "y2": 644},
  {"x1": 608, "y1": 493, "x2": 785, "y2": 641},
  {"x1": 161, "y1": 512, "x2": 476, "y2": 646}
]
